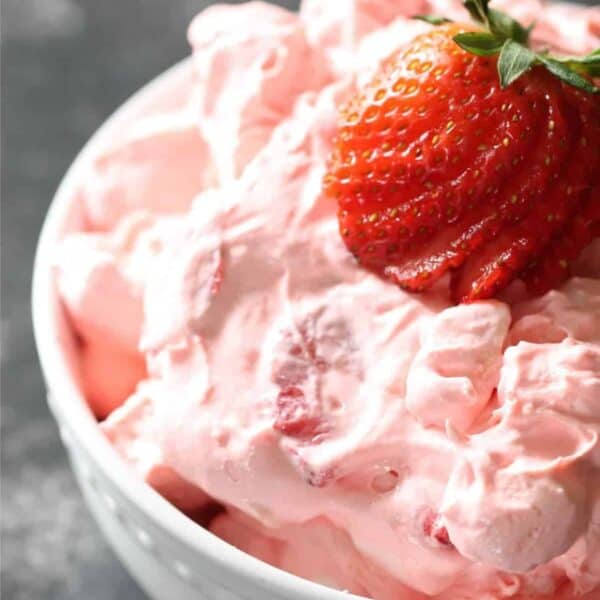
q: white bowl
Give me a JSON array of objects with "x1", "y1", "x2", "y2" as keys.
[{"x1": 32, "y1": 59, "x2": 366, "y2": 600}]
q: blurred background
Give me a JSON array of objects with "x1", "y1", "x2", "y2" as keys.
[
  {"x1": 0, "y1": 0, "x2": 595, "y2": 599},
  {"x1": 1, "y1": 1, "x2": 298, "y2": 599}
]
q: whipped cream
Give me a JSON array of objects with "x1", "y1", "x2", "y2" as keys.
[{"x1": 55, "y1": 1, "x2": 600, "y2": 598}]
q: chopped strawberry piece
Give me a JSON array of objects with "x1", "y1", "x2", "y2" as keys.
[
  {"x1": 274, "y1": 386, "x2": 322, "y2": 438},
  {"x1": 422, "y1": 509, "x2": 452, "y2": 547},
  {"x1": 271, "y1": 320, "x2": 326, "y2": 440}
]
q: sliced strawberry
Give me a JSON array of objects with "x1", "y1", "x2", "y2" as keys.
[
  {"x1": 524, "y1": 187, "x2": 600, "y2": 295},
  {"x1": 452, "y1": 84, "x2": 600, "y2": 301},
  {"x1": 324, "y1": 22, "x2": 600, "y2": 302}
]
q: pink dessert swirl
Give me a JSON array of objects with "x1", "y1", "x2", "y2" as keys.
[{"x1": 55, "y1": 1, "x2": 600, "y2": 598}]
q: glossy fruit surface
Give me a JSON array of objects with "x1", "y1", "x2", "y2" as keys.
[{"x1": 324, "y1": 24, "x2": 600, "y2": 302}]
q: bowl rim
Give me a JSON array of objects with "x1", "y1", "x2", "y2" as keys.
[{"x1": 32, "y1": 57, "x2": 364, "y2": 600}]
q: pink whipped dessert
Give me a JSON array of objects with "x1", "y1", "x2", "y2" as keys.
[{"x1": 55, "y1": 1, "x2": 600, "y2": 598}]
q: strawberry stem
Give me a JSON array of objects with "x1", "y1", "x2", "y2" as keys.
[{"x1": 414, "y1": 1, "x2": 599, "y2": 94}]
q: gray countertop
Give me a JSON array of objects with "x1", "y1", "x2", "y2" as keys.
[
  {"x1": 1, "y1": 0, "x2": 595, "y2": 598},
  {"x1": 1, "y1": 2, "x2": 300, "y2": 598}
]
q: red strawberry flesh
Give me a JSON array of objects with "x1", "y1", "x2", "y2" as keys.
[{"x1": 324, "y1": 24, "x2": 600, "y2": 302}]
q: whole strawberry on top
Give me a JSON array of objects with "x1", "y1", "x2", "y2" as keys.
[{"x1": 324, "y1": 0, "x2": 600, "y2": 303}]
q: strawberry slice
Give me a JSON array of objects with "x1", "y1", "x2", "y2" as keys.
[{"x1": 324, "y1": 17, "x2": 600, "y2": 303}]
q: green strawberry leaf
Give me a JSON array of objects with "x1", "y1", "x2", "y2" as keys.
[
  {"x1": 413, "y1": 15, "x2": 453, "y2": 26},
  {"x1": 550, "y1": 49, "x2": 600, "y2": 77},
  {"x1": 564, "y1": 62, "x2": 600, "y2": 78},
  {"x1": 454, "y1": 32, "x2": 504, "y2": 56},
  {"x1": 414, "y1": 3, "x2": 599, "y2": 95},
  {"x1": 464, "y1": 0, "x2": 490, "y2": 26},
  {"x1": 488, "y1": 8, "x2": 531, "y2": 44},
  {"x1": 497, "y1": 40, "x2": 536, "y2": 88},
  {"x1": 538, "y1": 56, "x2": 599, "y2": 94},
  {"x1": 551, "y1": 50, "x2": 600, "y2": 65}
]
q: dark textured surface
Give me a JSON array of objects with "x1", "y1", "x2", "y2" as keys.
[
  {"x1": 0, "y1": 1, "x2": 297, "y2": 598},
  {"x1": 0, "y1": 1, "x2": 595, "y2": 599}
]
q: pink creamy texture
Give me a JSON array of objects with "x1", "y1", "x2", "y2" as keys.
[{"x1": 55, "y1": 1, "x2": 600, "y2": 598}]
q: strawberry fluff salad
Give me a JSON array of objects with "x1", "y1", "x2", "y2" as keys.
[{"x1": 55, "y1": 1, "x2": 600, "y2": 599}]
